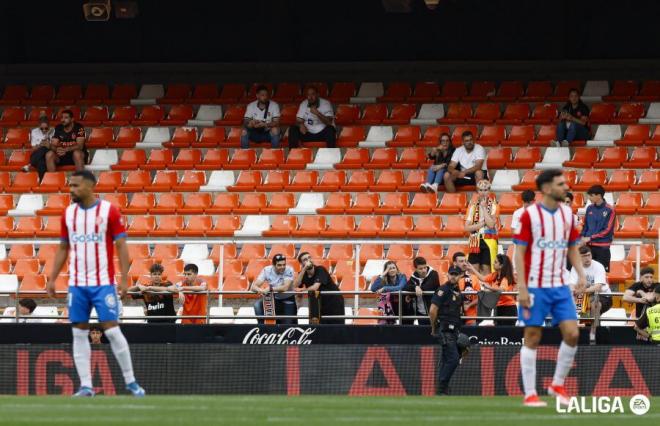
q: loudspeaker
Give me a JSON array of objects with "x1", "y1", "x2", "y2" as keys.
[
  {"x1": 114, "y1": 1, "x2": 139, "y2": 19},
  {"x1": 83, "y1": 0, "x2": 111, "y2": 21}
]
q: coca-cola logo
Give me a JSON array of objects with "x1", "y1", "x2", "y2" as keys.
[{"x1": 242, "y1": 327, "x2": 316, "y2": 345}]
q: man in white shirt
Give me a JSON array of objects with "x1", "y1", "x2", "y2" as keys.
[
  {"x1": 250, "y1": 254, "x2": 297, "y2": 325},
  {"x1": 241, "y1": 85, "x2": 281, "y2": 149},
  {"x1": 2, "y1": 299, "x2": 43, "y2": 323},
  {"x1": 569, "y1": 245, "x2": 612, "y2": 317},
  {"x1": 26, "y1": 115, "x2": 55, "y2": 178},
  {"x1": 444, "y1": 130, "x2": 488, "y2": 193},
  {"x1": 288, "y1": 86, "x2": 335, "y2": 149},
  {"x1": 511, "y1": 190, "x2": 536, "y2": 232}
]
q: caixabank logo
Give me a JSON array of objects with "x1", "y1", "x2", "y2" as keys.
[{"x1": 556, "y1": 394, "x2": 651, "y2": 415}]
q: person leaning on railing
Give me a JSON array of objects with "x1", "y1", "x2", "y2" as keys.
[
  {"x1": 294, "y1": 252, "x2": 345, "y2": 324},
  {"x1": 633, "y1": 286, "x2": 660, "y2": 344},
  {"x1": 466, "y1": 254, "x2": 518, "y2": 326},
  {"x1": 370, "y1": 261, "x2": 408, "y2": 324},
  {"x1": 127, "y1": 263, "x2": 177, "y2": 324}
]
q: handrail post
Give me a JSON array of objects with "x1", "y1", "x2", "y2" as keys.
[
  {"x1": 14, "y1": 278, "x2": 20, "y2": 324},
  {"x1": 635, "y1": 243, "x2": 640, "y2": 282},
  {"x1": 354, "y1": 244, "x2": 360, "y2": 315},
  {"x1": 398, "y1": 289, "x2": 402, "y2": 325},
  {"x1": 218, "y1": 244, "x2": 224, "y2": 308}
]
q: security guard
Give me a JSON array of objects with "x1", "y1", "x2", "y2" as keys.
[
  {"x1": 429, "y1": 266, "x2": 468, "y2": 395},
  {"x1": 634, "y1": 286, "x2": 660, "y2": 344}
]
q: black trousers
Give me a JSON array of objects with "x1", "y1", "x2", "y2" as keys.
[
  {"x1": 288, "y1": 125, "x2": 336, "y2": 148},
  {"x1": 589, "y1": 245, "x2": 611, "y2": 272},
  {"x1": 495, "y1": 305, "x2": 518, "y2": 326},
  {"x1": 437, "y1": 331, "x2": 460, "y2": 394},
  {"x1": 30, "y1": 146, "x2": 50, "y2": 179}
]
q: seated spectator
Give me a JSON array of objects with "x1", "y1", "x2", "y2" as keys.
[
  {"x1": 581, "y1": 185, "x2": 615, "y2": 272},
  {"x1": 25, "y1": 115, "x2": 55, "y2": 178},
  {"x1": 403, "y1": 257, "x2": 440, "y2": 325},
  {"x1": 556, "y1": 88, "x2": 590, "y2": 146},
  {"x1": 250, "y1": 254, "x2": 297, "y2": 325},
  {"x1": 241, "y1": 85, "x2": 281, "y2": 149},
  {"x1": 46, "y1": 109, "x2": 88, "y2": 172},
  {"x1": 465, "y1": 180, "x2": 499, "y2": 275},
  {"x1": 128, "y1": 263, "x2": 177, "y2": 324},
  {"x1": 444, "y1": 130, "x2": 487, "y2": 193},
  {"x1": 633, "y1": 286, "x2": 660, "y2": 343},
  {"x1": 89, "y1": 326, "x2": 103, "y2": 344},
  {"x1": 294, "y1": 252, "x2": 345, "y2": 324},
  {"x1": 569, "y1": 246, "x2": 612, "y2": 322},
  {"x1": 467, "y1": 254, "x2": 518, "y2": 326},
  {"x1": 511, "y1": 190, "x2": 535, "y2": 233},
  {"x1": 421, "y1": 132, "x2": 454, "y2": 193},
  {"x1": 370, "y1": 261, "x2": 408, "y2": 324},
  {"x1": 288, "y1": 86, "x2": 335, "y2": 149},
  {"x1": 451, "y1": 251, "x2": 481, "y2": 326},
  {"x1": 175, "y1": 263, "x2": 208, "y2": 325},
  {"x1": 2, "y1": 299, "x2": 41, "y2": 323},
  {"x1": 623, "y1": 267, "x2": 659, "y2": 320}
]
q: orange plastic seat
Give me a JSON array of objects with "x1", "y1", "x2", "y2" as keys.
[
  {"x1": 328, "y1": 82, "x2": 355, "y2": 103},
  {"x1": 549, "y1": 80, "x2": 580, "y2": 101},
  {"x1": 336, "y1": 126, "x2": 366, "y2": 148},
  {"x1": 119, "y1": 170, "x2": 150, "y2": 193},
  {"x1": 436, "y1": 81, "x2": 468, "y2": 102},
  {"x1": 257, "y1": 170, "x2": 290, "y2": 192},
  {"x1": 573, "y1": 170, "x2": 607, "y2": 191},
  {"x1": 438, "y1": 216, "x2": 468, "y2": 238},
  {"x1": 114, "y1": 126, "x2": 141, "y2": 147},
  {"x1": 378, "y1": 82, "x2": 411, "y2": 102},
  {"x1": 375, "y1": 192, "x2": 407, "y2": 215},
  {"x1": 486, "y1": 147, "x2": 512, "y2": 169},
  {"x1": 219, "y1": 259, "x2": 244, "y2": 279},
  {"x1": 530, "y1": 124, "x2": 556, "y2": 146},
  {"x1": 607, "y1": 261, "x2": 633, "y2": 283},
  {"x1": 605, "y1": 80, "x2": 637, "y2": 101},
  {"x1": 353, "y1": 216, "x2": 384, "y2": 238},
  {"x1": 263, "y1": 215, "x2": 298, "y2": 237},
  {"x1": 132, "y1": 105, "x2": 164, "y2": 126},
  {"x1": 1, "y1": 151, "x2": 31, "y2": 172},
  {"x1": 644, "y1": 218, "x2": 660, "y2": 238},
  {"x1": 207, "y1": 215, "x2": 241, "y2": 237},
  {"x1": 342, "y1": 170, "x2": 374, "y2": 192},
  {"x1": 178, "y1": 193, "x2": 211, "y2": 215},
  {"x1": 261, "y1": 192, "x2": 295, "y2": 214},
  {"x1": 327, "y1": 244, "x2": 355, "y2": 265},
  {"x1": 498, "y1": 103, "x2": 530, "y2": 124},
  {"x1": 0, "y1": 85, "x2": 28, "y2": 105},
  {"x1": 225, "y1": 149, "x2": 256, "y2": 170},
  {"x1": 210, "y1": 244, "x2": 238, "y2": 264},
  {"x1": 36, "y1": 217, "x2": 62, "y2": 238},
  {"x1": 0, "y1": 194, "x2": 13, "y2": 215},
  {"x1": 468, "y1": 103, "x2": 501, "y2": 124},
  {"x1": 325, "y1": 216, "x2": 356, "y2": 238},
  {"x1": 107, "y1": 84, "x2": 137, "y2": 104},
  {"x1": 589, "y1": 103, "x2": 616, "y2": 123},
  {"x1": 623, "y1": 147, "x2": 656, "y2": 168},
  {"x1": 477, "y1": 125, "x2": 506, "y2": 147},
  {"x1": 160, "y1": 84, "x2": 191, "y2": 104},
  {"x1": 394, "y1": 147, "x2": 427, "y2": 169},
  {"x1": 35, "y1": 172, "x2": 66, "y2": 193},
  {"x1": 197, "y1": 127, "x2": 225, "y2": 148},
  {"x1": 7, "y1": 172, "x2": 39, "y2": 193},
  {"x1": 451, "y1": 125, "x2": 479, "y2": 146},
  {"x1": 286, "y1": 170, "x2": 318, "y2": 191},
  {"x1": 614, "y1": 216, "x2": 648, "y2": 239},
  {"x1": 617, "y1": 124, "x2": 650, "y2": 146},
  {"x1": 19, "y1": 274, "x2": 47, "y2": 297},
  {"x1": 9, "y1": 217, "x2": 42, "y2": 238},
  {"x1": 512, "y1": 170, "x2": 541, "y2": 191},
  {"x1": 107, "y1": 106, "x2": 137, "y2": 126},
  {"x1": 291, "y1": 216, "x2": 326, "y2": 238},
  {"x1": 318, "y1": 193, "x2": 351, "y2": 214},
  {"x1": 237, "y1": 244, "x2": 266, "y2": 266},
  {"x1": 150, "y1": 216, "x2": 183, "y2": 237},
  {"x1": 419, "y1": 126, "x2": 451, "y2": 147},
  {"x1": 527, "y1": 103, "x2": 557, "y2": 124},
  {"x1": 234, "y1": 193, "x2": 267, "y2": 214},
  {"x1": 399, "y1": 170, "x2": 426, "y2": 191},
  {"x1": 403, "y1": 193, "x2": 437, "y2": 214},
  {"x1": 215, "y1": 104, "x2": 246, "y2": 126},
  {"x1": 141, "y1": 148, "x2": 174, "y2": 171},
  {"x1": 347, "y1": 193, "x2": 380, "y2": 215},
  {"x1": 13, "y1": 258, "x2": 40, "y2": 279},
  {"x1": 634, "y1": 80, "x2": 660, "y2": 101},
  {"x1": 127, "y1": 216, "x2": 156, "y2": 237},
  {"x1": 624, "y1": 244, "x2": 656, "y2": 266},
  {"x1": 372, "y1": 170, "x2": 403, "y2": 192},
  {"x1": 254, "y1": 149, "x2": 285, "y2": 170},
  {"x1": 110, "y1": 150, "x2": 146, "y2": 171},
  {"x1": 272, "y1": 82, "x2": 300, "y2": 103},
  {"x1": 605, "y1": 170, "x2": 635, "y2": 191},
  {"x1": 216, "y1": 83, "x2": 246, "y2": 104},
  {"x1": 161, "y1": 105, "x2": 193, "y2": 126},
  {"x1": 614, "y1": 192, "x2": 642, "y2": 215},
  {"x1": 178, "y1": 215, "x2": 213, "y2": 237},
  {"x1": 614, "y1": 103, "x2": 645, "y2": 124},
  {"x1": 169, "y1": 128, "x2": 199, "y2": 149},
  {"x1": 123, "y1": 193, "x2": 155, "y2": 215},
  {"x1": 335, "y1": 104, "x2": 360, "y2": 125},
  {"x1": 409, "y1": 82, "x2": 439, "y2": 102},
  {"x1": 599, "y1": 147, "x2": 628, "y2": 168},
  {"x1": 103, "y1": 193, "x2": 128, "y2": 210},
  {"x1": 380, "y1": 216, "x2": 413, "y2": 238},
  {"x1": 198, "y1": 148, "x2": 229, "y2": 170},
  {"x1": 383, "y1": 103, "x2": 416, "y2": 125},
  {"x1": 144, "y1": 170, "x2": 178, "y2": 192},
  {"x1": 634, "y1": 170, "x2": 660, "y2": 191},
  {"x1": 503, "y1": 125, "x2": 535, "y2": 147},
  {"x1": 462, "y1": 81, "x2": 495, "y2": 102},
  {"x1": 434, "y1": 193, "x2": 468, "y2": 214},
  {"x1": 152, "y1": 193, "x2": 184, "y2": 215},
  {"x1": 7, "y1": 243, "x2": 33, "y2": 263},
  {"x1": 245, "y1": 259, "x2": 272, "y2": 282},
  {"x1": 125, "y1": 244, "x2": 150, "y2": 261},
  {"x1": 498, "y1": 192, "x2": 523, "y2": 214},
  {"x1": 80, "y1": 106, "x2": 108, "y2": 126},
  {"x1": 227, "y1": 170, "x2": 262, "y2": 192},
  {"x1": 408, "y1": 216, "x2": 442, "y2": 238},
  {"x1": 389, "y1": 125, "x2": 421, "y2": 147},
  {"x1": 438, "y1": 103, "x2": 472, "y2": 124},
  {"x1": 364, "y1": 148, "x2": 397, "y2": 169},
  {"x1": 359, "y1": 244, "x2": 384, "y2": 264},
  {"x1": 564, "y1": 147, "x2": 598, "y2": 168},
  {"x1": 0, "y1": 107, "x2": 26, "y2": 127},
  {"x1": 207, "y1": 193, "x2": 239, "y2": 214},
  {"x1": 86, "y1": 127, "x2": 114, "y2": 148},
  {"x1": 335, "y1": 148, "x2": 369, "y2": 170},
  {"x1": 499, "y1": 215, "x2": 514, "y2": 239},
  {"x1": 281, "y1": 148, "x2": 313, "y2": 170}
]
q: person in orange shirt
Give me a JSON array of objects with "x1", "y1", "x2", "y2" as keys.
[
  {"x1": 468, "y1": 254, "x2": 518, "y2": 326},
  {"x1": 452, "y1": 251, "x2": 480, "y2": 325},
  {"x1": 175, "y1": 264, "x2": 208, "y2": 325}
]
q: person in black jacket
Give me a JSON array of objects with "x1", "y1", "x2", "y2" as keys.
[
  {"x1": 403, "y1": 257, "x2": 440, "y2": 325},
  {"x1": 294, "y1": 252, "x2": 345, "y2": 324},
  {"x1": 421, "y1": 132, "x2": 454, "y2": 193}
]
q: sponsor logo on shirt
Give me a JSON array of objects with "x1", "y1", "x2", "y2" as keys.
[
  {"x1": 70, "y1": 232, "x2": 105, "y2": 243},
  {"x1": 536, "y1": 238, "x2": 568, "y2": 250}
]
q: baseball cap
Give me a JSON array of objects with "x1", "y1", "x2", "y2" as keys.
[
  {"x1": 448, "y1": 266, "x2": 462, "y2": 275},
  {"x1": 272, "y1": 253, "x2": 286, "y2": 264}
]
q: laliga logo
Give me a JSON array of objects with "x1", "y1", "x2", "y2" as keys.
[
  {"x1": 556, "y1": 394, "x2": 650, "y2": 415},
  {"x1": 242, "y1": 327, "x2": 316, "y2": 345}
]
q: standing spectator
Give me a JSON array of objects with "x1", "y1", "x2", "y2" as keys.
[
  {"x1": 288, "y1": 86, "x2": 335, "y2": 149},
  {"x1": 240, "y1": 85, "x2": 281, "y2": 149},
  {"x1": 564, "y1": 192, "x2": 581, "y2": 230},
  {"x1": 294, "y1": 252, "x2": 345, "y2": 324},
  {"x1": 370, "y1": 261, "x2": 408, "y2": 324},
  {"x1": 251, "y1": 254, "x2": 297, "y2": 325},
  {"x1": 46, "y1": 109, "x2": 88, "y2": 172},
  {"x1": 467, "y1": 254, "x2": 518, "y2": 326},
  {"x1": 623, "y1": 267, "x2": 659, "y2": 319},
  {"x1": 25, "y1": 115, "x2": 55, "y2": 178},
  {"x1": 451, "y1": 251, "x2": 481, "y2": 326},
  {"x1": 581, "y1": 185, "x2": 615, "y2": 271},
  {"x1": 175, "y1": 264, "x2": 208, "y2": 325},
  {"x1": 443, "y1": 130, "x2": 487, "y2": 193},
  {"x1": 556, "y1": 88, "x2": 590, "y2": 146},
  {"x1": 511, "y1": 190, "x2": 536, "y2": 233},
  {"x1": 569, "y1": 246, "x2": 612, "y2": 318},
  {"x1": 403, "y1": 257, "x2": 440, "y2": 325},
  {"x1": 128, "y1": 263, "x2": 177, "y2": 324},
  {"x1": 421, "y1": 133, "x2": 454, "y2": 193},
  {"x1": 633, "y1": 286, "x2": 660, "y2": 343},
  {"x1": 465, "y1": 180, "x2": 499, "y2": 275},
  {"x1": 89, "y1": 326, "x2": 103, "y2": 344}
]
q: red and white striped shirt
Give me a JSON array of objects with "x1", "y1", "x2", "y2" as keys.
[
  {"x1": 60, "y1": 200, "x2": 127, "y2": 287},
  {"x1": 513, "y1": 203, "x2": 580, "y2": 288}
]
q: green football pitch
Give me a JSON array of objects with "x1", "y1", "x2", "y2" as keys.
[{"x1": 0, "y1": 395, "x2": 657, "y2": 426}]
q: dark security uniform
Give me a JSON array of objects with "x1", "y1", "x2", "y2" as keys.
[{"x1": 430, "y1": 282, "x2": 463, "y2": 395}]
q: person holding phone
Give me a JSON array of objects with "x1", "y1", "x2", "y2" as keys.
[
  {"x1": 240, "y1": 85, "x2": 281, "y2": 149},
  {"x1": 288, "y1": 86, "x2": 335, "y2": 149},
  {"x1": 556, "y1": 88, "x2": 590, "y2": 146}
]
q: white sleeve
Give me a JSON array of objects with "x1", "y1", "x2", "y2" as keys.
[
  {"x1": 244, "y1": 103, "x2": 254, "y2": 120},
  {"x1": 257, "y1": 267, "x2": 267, "y2": 283},
  {"x1": 511, "y1": 209, "x2": 522, "y2": 232},
  {"x1": 594, "y1": 262, "x2": 608, "y2": 285},
  {"x1": 475, "y1": 145, "x2": 486, "y2": 160},
  {"x1": 450, "y1": 148, "x2": 461, "y2": 163},
  {"x1": 296, "y1": 102, "x2": 306, "y2": 120},
  {"x1": 30, "y1": 128, "x2": 41, "y2": 147},
  {"x1": 270, "y1": 102, "x2": 281, "y2": 118},
  {"x1": 568, "y1": 267, "x2": 578, "y2": 285},
  {"x1": 321, "y1": 100, "x2": 334, "y2": 117}
]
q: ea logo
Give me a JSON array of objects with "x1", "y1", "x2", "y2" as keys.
[
  {"x1": 629, "y1": 394, "x2": 650, "y2": 416},
  {"x1": 105, "y1": 293, "x2": 117, "y2": 309}
]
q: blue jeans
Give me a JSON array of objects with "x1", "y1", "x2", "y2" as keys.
[
  {"x1": 426, "y1": 167, "x2": 446, "y2": 185},
  {"x1": 240, "y1": 128, "x2": 281, "y2": 149},
  {"x1": 254, "y1": 297, "x2": 298, "y2": 325},
  {"x1": 556, "y1": 121, "x2": 590, "y2": 143}
]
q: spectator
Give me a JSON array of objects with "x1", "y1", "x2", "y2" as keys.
[
  {"x1": 241, "y1": 85, "x2": 281, "y2": 149},
  {"x1": 175, "y1": 263, "x2": 208, "y2": 325},
  {"x1": 370, "y1": 261, "x2": 408, "y2": 324},
  {"x1": 288, "y1": 86, "x2": 335, "y2": 149},
  {"x1": 556, "y1": 88, "x2": 590, "y2": 146},
  {"x1": 581, "y1": 185, "x2": 615, "y2": 271},
  {"x1": 623, "y1": 267, "x2": 659, "y2": 320},
  {"x1": 452, "y1": 251, "x2": 481, "y2": 326},
  {"x1": 443, "y1": 130, "x2": 487, "y2": 193},
  {"x1": 128, "y1": 263, "x2": 177, "y2": 324},
  {"x1": 89, "y1": 326, "x2": 103, "y2": 344},
  {"x1": 467, "y1": 254, "x2": 518, "y2": 326},
  {"x1": 403, "y1": 257, "x2": 440, "y2": 325},
  {"x1": 421, "y1": 132, "x2": 454, "y2": 193},
  {"x1": 46, "y1": 109, "x2": 88, "y2": 173},
  {"x1": 25, "y1": 115, "x2": 55, "y2": 178},
  {"x1": 569, "y1": 246, "x2": 612, "y2": 319},
  {"x1": 2, "y1": 299, "x2": 41, "y2": 323},
  {"x1": 511, "y1": 190, "x2": 535, "y2": 233},
  {"x1": 251, "y1": 254, "x2": 297, "y2": 325},
  {"x1": 633, "y1": 286, "x2": 660, "y2": 343},
  {"x1": 465, "y1": 180, "x2": 499, "y2": 275},
  {"x1": 564, "y1": 192, "x2": 581, "y2": 229},
  {"x1": 294, "y1": 252, "x2": 345, "y2": 324}
]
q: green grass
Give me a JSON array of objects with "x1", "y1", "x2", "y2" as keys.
[{"x1": 0, "y1": 396, "x2": 657, "y2": 426}]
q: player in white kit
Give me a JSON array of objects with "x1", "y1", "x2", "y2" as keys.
[{"x1": 46, "y1": 170, "x2": 145, "y2": 397}]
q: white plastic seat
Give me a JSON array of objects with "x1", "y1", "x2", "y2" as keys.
[
  {"x1": 33, "y1": 305, "x2": 59, "y2": 323},
  {"x1": 200, "y1": 171, "x2": 235, "y2": 192},
  {"x1": 307, "y1": 148, "x2": 341, "y2": 170},
  {"x1": 639, "y1": 102, "x2": 660, "y2": 123},
  {"x1": 344, "y1": 307, "x2": 353, "y2": 325},
  {"x1": 188, "y1": 105, "x2": 223, "y2": 126},
  {"x1": 121, "y1": 306, "x2": 146, "y2": 323},
  {"x1": 599, "y1": 308, "x2": 628, "y2": 326},
  {"x1": 582, "y1": 80, "x2": 610, "y2": 100},
  {"x1": 351, "y1": 82, "x2": 384, "y2": 103},
  {"x1": 234, "y1": 215, "x2": 270, "y2": 237},
  {"x1": 610, "y1": 245, "x2": 625, "y2": 262},
  {"x1": 410, "y1": 104, "x2": 445, "y2": 125},
  {"x1": 235, "y1": 306, "x2": 258, "y2": 324},
  {"x1": 288, "y1": 193, "x2": 325, "y2": 215},
  {"x1": 131, "y1": 84, "x2": 164, "y2": 105},
  {"x1": 535, "y1": 147, "x2": 570, "y2": 170},
  {"x1": 8, "y1": 194, "x2": 43, "y2": 217},
  {"x1": 592, "y1": 124, "x2": 622, "y2": 141},
  {"x1": 192, "y1": 259, "x2": 215, "y2": 276},
  {"x1": 88, "y1": 149, "x2": 118, "y2": 171},
  {"x1": 361, "y1": 259, "x2": 388, "y2": 281},
  {"x1": 209, "y1": 306, "x2": 234, "y2": 324},
  {"x1": 0, "y1": 245, "x2": 6, "y2": 260},
  {"x1": 140, "y1": 127, "x2": 171, "y2": 147},
  {"x1": 297, "y1": 306, "x2": 309, "y2": 325},
  {"x1": 180, "y1": 244, "x2": 210, "y2": 264},
  {"x1": 359, "y1": 126, "x2": 394, "y2": 148},
  {"x1": 490, "y1": 170, "x2": 520, "y2": 192}
]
